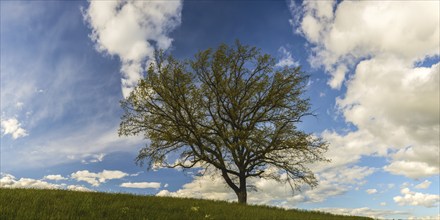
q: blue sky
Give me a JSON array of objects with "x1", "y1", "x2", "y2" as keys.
[{"x1": 1, "y1": 1, "x2": 439, "y2": 219}]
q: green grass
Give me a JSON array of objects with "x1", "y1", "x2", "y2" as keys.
[{"x1": 0, "y1": 188, "x2": 372, "y2": 220}]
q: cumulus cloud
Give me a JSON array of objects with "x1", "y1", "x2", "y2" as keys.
[
  {"x1": 341, "y1": 61, "x2": 439, "y2": 178},
  {"x1": 384, "y1": 161, "x2": 439, "y2": 179},
  {"x1": 415, "y1": 180, "x2": 432, "y2": 189},
  {"x1": 0, "y1": 173, "x2": 60, "y2": 189},
  {"x1": 1, "y1": 173, "x2": 93, "y2": 192},
  {"x1": 120, "y1": 182, "x2": 161, "y2": 189},
  {"x1": 290, "y1": 0, "x2": 440, "y2": 179},
  {"x1": 292, "y1": 1, "x2": 439, "y2": 88},
  {"x1": 318, "y1": 130, "x2": 385, "y2": 169},
  {"x1": 83, "y1": 0, "x2": 183, "y2": 98},
  {"x1": 366, "y1": 188, "x2": 377, "y2": 195},
  {"x1": 1, "y1": 118, "x2": 28, "y2": 139},
  {"x1": 43, "y1": 174, "x2": 67, "y2": 181},
  {"x1": 394, "y1": 188, "x2": 440, "y2": 208},
  {"x1": 156, "y1": 168, "x2": 236, "y2": 201},
  {"x1": 70, "y1": 170, "x2": 128, "y2": 187},
  {"x1": 275, "y1": 47, "x2": 299, "y2": 67}
]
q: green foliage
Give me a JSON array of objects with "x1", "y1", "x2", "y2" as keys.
[
  {"x1": 119, "y1": 41, "x2": 329, "y2": 203},
  {"x1": 0, "y1": 188, "x2": 372, "y2": 220}
]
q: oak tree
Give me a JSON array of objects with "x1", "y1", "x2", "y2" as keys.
[{"x1": 119, "y1": 42, "x2": 328, "y2": 204}]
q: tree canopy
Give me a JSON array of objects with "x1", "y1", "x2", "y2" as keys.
[{"x1": 119, "y1": 42, "x2": 329, "y2": 204}]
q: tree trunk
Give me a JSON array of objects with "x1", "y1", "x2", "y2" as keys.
[
  {"x1": 236, "y1": 189, "x2": 247, "y2": 204},
  {"x1": 220, "y1": 169, "x2": 248, "y2": 204},
  {"x1": 236, "y1": 174, "x2": 247, "y2": 204}
]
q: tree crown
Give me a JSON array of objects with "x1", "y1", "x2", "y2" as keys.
[{"x1": 119, "y1": 41, "x2": 328, "y2": 194}]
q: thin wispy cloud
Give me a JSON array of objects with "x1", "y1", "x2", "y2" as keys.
[
  {"x1": 275, "y1": 46, "x2": 299, "y2": 67},
  {"x1": 120, "y1": 182, "x2": 161, "y2": 189}
]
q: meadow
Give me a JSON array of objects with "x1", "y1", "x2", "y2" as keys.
[{"x1": 0, "y1": 188, "x2": 373, "y2": 220}]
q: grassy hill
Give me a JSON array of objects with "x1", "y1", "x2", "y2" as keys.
[{"x1": 0, "y1": 188, "x2": 372, "y2": 220}]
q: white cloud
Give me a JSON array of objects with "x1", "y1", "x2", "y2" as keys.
[
  {"x1": 66, "y1": 185, "x2": 94, "y2": 192},
  {"x1": 71, "y1": 170, "x2": 128, "y2": 187},
  {"x1": 1, "y1": 118, "x2": 28, "y2": 139},
  {"x1": 415, "y1": 180, "x2": 432, "y2": 189},
  {"x1": 120, "y1": 182, "x2": 161, "y2": 189},
  {"x1": 156, "y1": 165, "x2": 374, "y2": 208},
  {"x1": 156, "y1": 168, "x2": 236, "y2": 202},
  {"x1": 339, "y1": 61, "x2": 439, "y2": 165},
  {"x1": 0, "y1": 173, "x2": 60, "y2": 189},
  {"x1": 290, "y1": 0, "x2": 440, "y2": 179},
  {"x1": 81, "y1": 153, "x2": 106, "y2": 164},
  {"x1": 408, "y1": 215, "x2": 440, "y2": 220},
  {"x1": 384, "y1": 144, "x2": 440, "y2": 179},
  {"x1": 316, "y1": 207, "x2": 409, "y2": 219},
  {"x1": 318, "y1": 130, "x2": 384, "y2": 170},
  {"x1": 1, "y1": 173, "x2": 93, "y2": 192},
  {"x1": 328, "y1": 64, "x2": 346, "y2": 89},
  {"x1": 293, "y1": 1, "x2": 439, "y2": 87},
  {"x1": 43, "y1": 174, "x2": 67, "y2": 181},
  {"x1": 129, "y1": 172, "x2": 143, "y2": 177},
  {"x1": 90, "y1": 153, "x2": 105, "y2": 163},
  {"x1": 384, "y1": 161, "x2": 439, "y2": 179},
  {"x1": 394, "y1": 188, "x2": 440, "y2": 208},
  {"x1": 366, "y1": 188, "x2": 377, "y2": 195},
  {"x1": 380, "y1": 202, "x2": 386, "y2": 206},
  {"x1": 83, "y1": 0, "x2": 183, "y2": 98},
  {"x1": 275, "y1": 47, "x2": 299, "y2": 67},
  {"x1": 156, "y1": 190, "x2": 171, "y2": 197}
]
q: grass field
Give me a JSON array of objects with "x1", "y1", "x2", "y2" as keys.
[{"x1": 0, "y1": 188, "x2": 373, "y2": 220}]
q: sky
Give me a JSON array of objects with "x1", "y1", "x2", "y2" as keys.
[{"x1": 0, "y1": 0, "x2": 439, "y2": 219}]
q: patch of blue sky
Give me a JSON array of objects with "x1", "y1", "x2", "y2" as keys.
[{"x1": 414, "y1": 54, "x2": 440, "y2": 67}]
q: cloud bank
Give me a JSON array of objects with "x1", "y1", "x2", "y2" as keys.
[
  {"x1": 290, "y1": 0, "x2": 440, "y2": 179},
  {"x1": 83, "y1": 0, "x2": 183, "y2": 98},
  {"x1": 156, "y1": 165, "x2": 374, "y2": 208}
]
